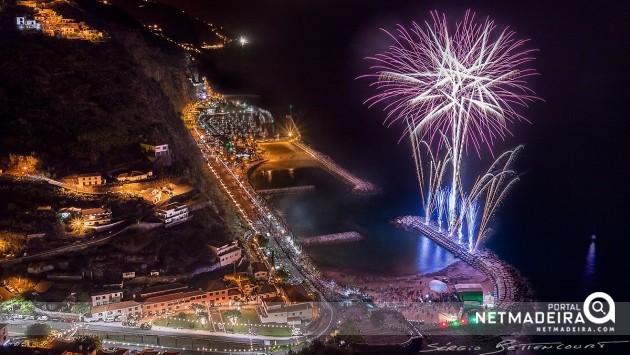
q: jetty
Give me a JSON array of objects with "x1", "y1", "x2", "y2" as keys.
[
  {"x1": 292, "y1": 141, "x2": 377, "y2": 194},
  {"x1": 394, "y1": 216, "x2": 517, "y2": 308},
  {"x1": 300, "y1": 231, "x2": 364, "y2": 247},
  {"x1": 257, "y1": 185, "x2": 316, "y2": 196}
]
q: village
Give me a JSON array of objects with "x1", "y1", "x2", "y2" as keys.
[{"x1": 15, "y1": 0, "x2": 105, "y2": 42}]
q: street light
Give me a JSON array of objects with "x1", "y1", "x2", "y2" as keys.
[{"x1": 239, "y1": 36, "x2": 248, "y2": 48}]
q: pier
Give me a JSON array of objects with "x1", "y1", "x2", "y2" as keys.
[
  {"x1": 394, "y1": 216, "x2": 517, "y2": 309},
  {"x1": 292, "y1": 141, "x2": 377, "y2": 194},
  {"x1": 300, "y1": 231, "x2": 364, "y2": 247},
  {"x1": 257, "y1": 185, "x2": 316, "y2": 196}
]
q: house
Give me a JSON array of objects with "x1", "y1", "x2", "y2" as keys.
[
  {"x1": 116, "y1": 170, "x2": 153, "y2": 183},
  {"x1": 75, "y1": 173, "x2": 105, "y2": 186},
  {"x1": 256, "y1": 283, "x2": 313, "y2": 325},
  {"x1": 140, "y1": 142, "x2": 170, "y2": 157},
  {"x1": 224, "y1": 273, "x2": 255, "y2": 296},
  {"x1": 122, "y1": 272, "x2": 136, "y2": 280},
  {"x1": 203, "y1": 279, "x2": 242, "y2": 305},
  {"x1": 155, "y1": 202, "x2": 189, "y2": 225},
  {"x1": 258, "y1": 298, "x2": 313, "y2": 325},
  {"x1": 91, "y1": 301, "x2": 141, "y2": 320},
  {"x1": 0, "y1": 323, "x2": 7, "y2": 344},
  {"x1": 139, "y1": 283, "x2": 188, "y2": 299},
  {"x1": 209, "y1": 240, "x2": 242, "y2": 268},
  {"x1": 142, "y1": 290, "x2": 208, "y2": 316},
  {"x1": 81, "y1": 207, "x2": 112, "y2": 227},
  {"x1": 282, "y1": 284, "x2": 312, "y2": 304},
  {"x1": 91, "y1": 290, "x2": 123, "y2": 306},
  {"x1": 249, "y1": 261, "x2": 269, "y2": 281},
  {"x1": 27, "y1": 262, "x2": 55, "y2": 275},
  {"x1": 253, "y1": 283, "x2": 277, "y2": 302}
]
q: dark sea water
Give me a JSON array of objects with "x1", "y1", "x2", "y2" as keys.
[{"x1": 150, "y1": 0, "x2": 629, "y2": 302}]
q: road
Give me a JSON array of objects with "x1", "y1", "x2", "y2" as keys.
[
  {"x1": 5, "y1": 319, "x2": 303, "y2": 354},
  {"x1": 0, "y1": 222, "x2": 161, "y2": 267}
]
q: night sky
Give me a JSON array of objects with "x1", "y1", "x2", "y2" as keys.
[{"x1": 159, "y1": 0, "x2": 630, "y2": 300}]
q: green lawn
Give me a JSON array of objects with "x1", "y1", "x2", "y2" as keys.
[
  {"x1": 221, "y1": 309, "x2": 292, "y2": 337},
  {"x1": 153, "y1": 313, "x2": 214, "y2": 331}
]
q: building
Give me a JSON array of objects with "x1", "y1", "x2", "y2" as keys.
[
  {"x1": 258, "y1": 284, "x2": 313, "y2": 325},
  {"x1": 454, "y1": 283, "x2": 484, "y2": 306},
  {"x1": 139, "y1": 283, "x2": 188, "y2": 299},
  {"x1": 253, "y1": 283, "x2": 277, "y2": 302},
  {"x1": 91, "y1": 301, "x2": 141, "y2": 320},
  {"x1": 249, "y1": 261, "x2": 269, "y2": 281},
  {"x1": 142, "y1": 290, "x2": 208, "y2": 316},
  {"x1": 27, "y1": 262, "x2": 55, "y2": 275},
  {"x1": 0, "y1": 323, "x2": 7, "y2": 344},
  {"x1": 258, "y1": 298, "x2": 313, "y2": 325},
  {"x1": 209, "y1": 240, "x2": 242, "y2": 268},
  {"x1": 116, "y1": 170, "x2": 153, "y2": 183},
  {"x1": 91, "y1": 290, "x2": 123, "y2": 306},
  {"x1": 282, "y1": 284, "x2": 312, "y2": 303},
  {"x1": 75, "y1": 173, "x2": 105, "y2": 186},
  {"x1": 16, "y1": 16, "x2": 41, "y2": 30},
  {"x1": 140, "y1": 142, "x2": 170, "y2": 157},
  {"x1": 122, "y1": 272, "x2": 136, "y2": 280},
  {"x1": 203, "y1": 279, "x2": 241, "y2": 306},
  {"x1": 155, "y1": 202, "x2": 189, "y2": 225},
  {"x1": 75, "y1": 173, "x2": 104, "y2": 187},
  {"x1": 81, "y1": 207, "x2": 112, "y2": 227}
]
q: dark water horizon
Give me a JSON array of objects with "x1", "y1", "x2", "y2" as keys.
[{"x1": 145, "y1": 0, "x2": 629, "y2": 302}]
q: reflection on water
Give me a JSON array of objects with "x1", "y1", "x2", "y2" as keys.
[
  {"x1": 250, "y1": 165, "x2": 456, "y2": 275},
  {"x1": 584, "y1": 240, "x2": 596, "y2": 292}
]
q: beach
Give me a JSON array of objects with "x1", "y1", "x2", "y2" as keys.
[{"x1": 323, "y1": 261, "x2": 494, "y2": 321}]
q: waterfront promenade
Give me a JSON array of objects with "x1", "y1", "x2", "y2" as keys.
[{"x1": 394, "y1": 216, "x2": 517, "y2": 309}]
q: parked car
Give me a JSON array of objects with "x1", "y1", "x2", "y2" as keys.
[
  {"x1": 36, "y1": 316, "x2": 49, "y2": 321},
  {"x1": 105, "y1": 316, "x2": 116, "y2": 322},
  {"x1": 84, "y1": 317, "x2": 98, "y2": 323},
  {"x1": 25, "y1": 315, "x2": 35, "y2": 320}
]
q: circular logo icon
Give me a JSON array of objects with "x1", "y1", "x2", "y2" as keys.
[{"x1": 583, "y1": 292, "x2": 615, "y2": 324}]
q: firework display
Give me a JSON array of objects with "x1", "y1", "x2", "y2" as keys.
[{"x1": 365, "y1": 11, "x2": 538, "y2": 251}]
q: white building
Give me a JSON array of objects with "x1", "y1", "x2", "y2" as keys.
[
  {"x1": 81, "y1": 207, "x2": 112, "y2": 227},
  {"x1": 155, "y1": 202, "x2": 189, "y2": 225},
  {"x1": 91, "y1": 300, "x2": 141, "y2": 320},
  {"x1": 209, "y1": 240, "x2": 242, "y2": 268},
  {"x1": 141, "y1": 142, "x2": 170, "y2": 157},
  {"x1": 91, "y1": 290, "x2": 123, "y2": 306},
  {"x1": 258, "y1": 299, "x2": 312, "y2": 325},
  {"x1": 122, "y1": 271, "x2": 136, "y2": 280},
  {"x1": 16, "y1": 16, "x2": 41, "y2": 31},
  {"x1": 249, "y1": 261, "x2": 269, "y2": 281}
]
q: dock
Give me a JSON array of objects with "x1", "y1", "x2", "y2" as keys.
[{"x1": 394, "y1": 216, "x2": 517, "y2": 308}]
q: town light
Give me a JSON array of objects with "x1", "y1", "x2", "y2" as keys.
[{"x1": 239, "y1": 36, "x2": 248, "y2": 47}]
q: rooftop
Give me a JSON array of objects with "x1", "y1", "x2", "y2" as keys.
[
  {"x1": 91, "y1": 300, "x2": 140, "y2": 314},
  {"x1": 454, "y1": 283, "x2": 484, "y2": 292},
  {"x1": 143, "y1": 290, "x2": 205, "y2": 304},
  {"x1": 282, "y1": 284, "x2": 311, "y2": 303}
]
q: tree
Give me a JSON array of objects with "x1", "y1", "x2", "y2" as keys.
[
  {"x1": 25, "y1": 323, "x2": 51, "y2": 340},
  {"x1": 73, "y1": 334, "x2": 103, "y2": 351}
]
